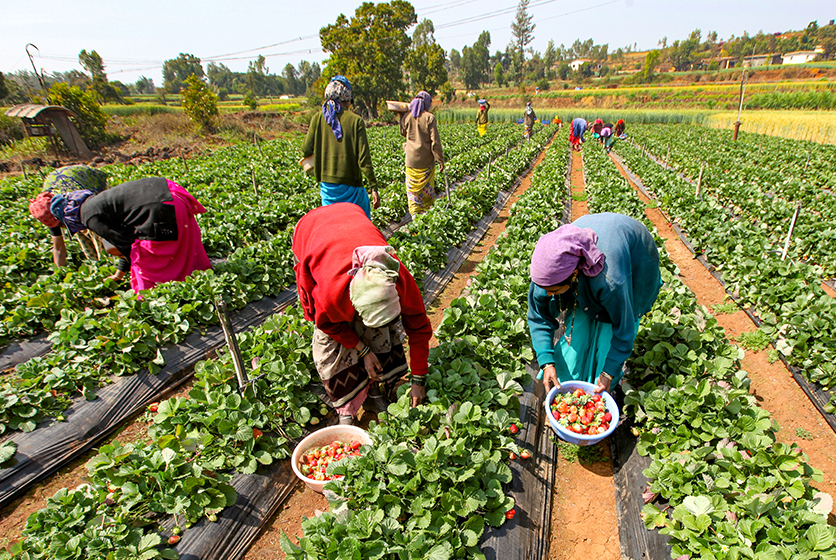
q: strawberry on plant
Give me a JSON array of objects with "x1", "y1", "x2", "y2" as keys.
[
  {"x1": 509, "y1": 423, "x2": 519, "y2": 434},
  {"x1": 509, "y1": 452, "x2": 517, "y2": 460},
  {"x1": 520, "y1": 450, "x2": 531, "y2": 459},
  {"x1": 168, "y1": 535, "x2": 181, "y2": 545},
  {"x1": 505, "y1": 508, "x2": 516, "y2": 520},
  {"x1": 148, "y1": 402, "x2": 159, "y2": 413},
  {"x1": 252, "y1": 428, "x2": 263, "y2": 439}
]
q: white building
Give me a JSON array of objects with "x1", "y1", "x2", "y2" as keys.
[
  {"x1": 782, "y1": 51, "x2": 818, "y2": 65},
  {"x1": 569, "y1": 59, "x2": 590, "y2": 71}
]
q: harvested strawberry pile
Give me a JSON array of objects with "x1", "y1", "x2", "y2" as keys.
[
  {"x1": 299, "y1": 440, "x2": 363, "y2": 482},
  {"x1": 549, "y1": 388, "x2": 612, "y2": 435}
]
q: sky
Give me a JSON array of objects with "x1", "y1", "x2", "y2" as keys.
[{"x1": 1, "y1": 0, "x2": 833, "y2": 87}]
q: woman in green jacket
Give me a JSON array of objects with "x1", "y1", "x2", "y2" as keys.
[{"x1": 301, "y1": 75, "x2": 380, "y2": 219}]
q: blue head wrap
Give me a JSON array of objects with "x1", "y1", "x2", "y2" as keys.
[
  {"x1": 322, "y1": 75, "x2": 353, "y2": 140},
  {"x1": 50, "y1": 190, "x2": 94, "y2": 236}
]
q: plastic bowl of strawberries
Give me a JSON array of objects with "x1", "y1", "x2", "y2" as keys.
[
  {"x1": 291, "y1": 425, "x2": 371, "y2": 493},
  {"x1": 545, "y1": 380, "x2": 619, "y2": 446}
]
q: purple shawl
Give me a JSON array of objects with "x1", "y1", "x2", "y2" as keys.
[{"x1": 530, "y1": 224, "x2": 605, "y2": 286}]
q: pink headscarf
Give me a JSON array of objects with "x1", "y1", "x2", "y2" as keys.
[{"x1": 530, "y1": 224, "x2": 605, "y2": 286}]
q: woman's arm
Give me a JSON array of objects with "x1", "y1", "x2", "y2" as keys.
[
  {"x1": 51, "y1": 235, "x2": 67, "y2": 267},
  {"x1": 526, "y1": 282, "x2": 561, "y2": 367}
]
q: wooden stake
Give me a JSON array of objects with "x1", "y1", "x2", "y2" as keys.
[
  {"x1": 253, "y1": 132, "x2": 264, "y2": 158},
  {"x1": 250, "y1": 164, "x2": 259, "y2": 198},
  {"x1": 215, "y1": 299, "x2": 249, "y2": 392},
  {"x1": 781, "y1": 204, "x2": 802, "y2": 261},
  {"x1": 487, "y1": 158, "x2": 491, "y2": 179},
  {"x1": 20, "y1": 160, "x2": 28, "y2": 181},
  {"x1": 804, "y1": 151, "x2": 810, "y2": 173},
  {"x1": 696, "y1": 162, "x2": 705, "y2": 198}
]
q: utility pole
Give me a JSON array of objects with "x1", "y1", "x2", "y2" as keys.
[
  {"x1": 733, "y1": 68, "x2": 748, "y2": 141},
  {"x1": 26, "y1": 44, "x2": 49, "y2": 100}
]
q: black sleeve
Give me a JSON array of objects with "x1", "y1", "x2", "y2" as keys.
[
  {"x1": 116, "y1": 258, "x2": 130, "y2": 272},
  {"x1": 48, "y1": 226, "x2": 63, "y2": 237},
  {"x1": 85, "y1": 214, "x2": 134, "y2": 265}
]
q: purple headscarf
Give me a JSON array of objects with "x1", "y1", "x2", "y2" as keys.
[
  {"x1": 409, "y1": 91, "x2": 432, "y2": 118},
  {"x1": 49, "y1": 189, "x2": 94, "y2": 236},
  {"x1": 530, "y1": 224, "x2": 605, "y2": 286}
]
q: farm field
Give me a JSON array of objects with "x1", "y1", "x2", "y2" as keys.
[{"x1": 0, "y1": 118, "x2": 835, "y2": 560}]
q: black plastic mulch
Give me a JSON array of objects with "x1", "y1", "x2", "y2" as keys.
[{"x1": 0, "y1": 292, "x2": 297, "y2": 510}]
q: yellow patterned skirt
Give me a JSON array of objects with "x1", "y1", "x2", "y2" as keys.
[
  {"x1": 478, "y1": 123, "x2": 487, "y2": 136},
  {"x1": 405, "y1": 166, "x2": 436, "y2": 216}
]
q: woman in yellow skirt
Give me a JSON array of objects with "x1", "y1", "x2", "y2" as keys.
[
  {"x1": 476, "y1": 99, "x2": 490, "y2": 136},
  {"x1": 400, "y1": 91, "x2": 445, "y2": 216}
]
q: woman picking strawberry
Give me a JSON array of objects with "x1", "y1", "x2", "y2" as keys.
[{"x1": 527, "y1": 213, "x2": 661, "y2": 393}]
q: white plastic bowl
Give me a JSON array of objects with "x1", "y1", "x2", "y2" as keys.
[
  {"x1": 386, "y1": 100, "x2": 409, "y2": 113},
  {"x1": 291, "y1": 425, "x2": 371, "y2": 493},
  {"x1": 545, "y1": 380, "x2": 619, "y2": 446}
]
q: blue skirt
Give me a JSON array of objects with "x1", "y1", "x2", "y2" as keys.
[{"x1": 320, "y1": 182, "x2": 371, "y2": 219}]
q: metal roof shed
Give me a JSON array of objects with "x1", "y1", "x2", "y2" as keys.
[{"x1": 4, "y1": 104, "x2": 93, "y2": 159}]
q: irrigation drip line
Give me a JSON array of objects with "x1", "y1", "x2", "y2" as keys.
[{"x1": 610, "y1": 151, "x2": 836, "y2": 437}]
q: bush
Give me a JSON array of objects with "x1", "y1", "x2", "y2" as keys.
[
  {"x1": 536, "y1": 78, "x2": 550, "y2": 91},
  {"x1": 182, "y1": 75, "x2": 219, "y2": 133},
  {"x1": 46, "y1": 82, "x2": 110, "y2": 147},
  {"x1": 242, "y1": 92, "x2": 258, "y2": 111},
  {"x1": 0, "y1": 114, "x2": 24, "y2": 146}
]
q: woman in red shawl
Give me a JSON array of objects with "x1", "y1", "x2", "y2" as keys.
[
  {"x1": 292, "y1": 203, "x2": 433, "y2": 424},
  {"x1": 615, "y1": 119, "x2": 626, "y2": 137}
]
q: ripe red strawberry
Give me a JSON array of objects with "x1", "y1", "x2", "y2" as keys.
[
  {"x1": 148, "y1": 402, "x2": 159, "y2": 413},
  {"x1": 509, "y1": 452, "x2": 517, "y2": 460},
  {"x1": 252, "y1": 428, "x2": 263, "y2": 439},
  {"x1": 509, "y1": 423, "x2": 519, "y2": 434},
  {"x1": 603, "y1": 412, "x2": 612, "y2": 422},
  {"x1": 168, "y1": 535, "x2": 181, "y2": 545},
  {"x1": 505, "y1": 508, "x2": 516, "y2": 520},
  {"x1": 520, "y1": 450, "x2": 531, "y2": 459}
]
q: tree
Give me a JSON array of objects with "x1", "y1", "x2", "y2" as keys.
[
  {"x1": 544, "y1": 40, "x2": 556, "y2": 79},
  {"x1": 207, "y1": 62, "x2": 237, "y2": 91},
  {"x1": 78, "y1": 49, "x2": 123, "y2": 103},
  {"x1": 638, "y1": 50, "x2": 661, "y2": 83},
  {"x1": 247, "y1": 55, "x2": 269, "y2": 97},
  {"x1": 298, "y1": 61, "x2": 322, "y2": 95},
  {"x1": 818, "y1": 24, "x2": 836, "y2": 60},
  {"x1": 405, "y1": 31, "x2": 448, "y2": 95},
  {"x1": 47, "y1": 82, "x2": 109, "y2": 147},
  {"x1": 448, "y1": 49, "x2": 461, "y2": 71},
  {"x1": 511, "y1": 0, "x2": 535, "y2": 57},
  {"x1": 135, "y1": 76, "x2": 155, "y2": 94},
  {"x1": 162, "y1": 53, "x2": 204, "y2": 93},
  {"x1": 494, "y1": 62, "x2": 507, "y2": 87},
  {"x1": 282, "y1": 64, "x2": 299, "y2": 96},
  {"x1": 557, "y1": 62, "x2": 570, "y2": 80},
  {"x1": 182, "y1": 75, "x2": 218, "y2": 133},
  {"x1": 320, "y1": 0, "x2": 417, "y2": 117},
  {"x1": 0, "y1": 72, "x2": 7, "y2": 100}
]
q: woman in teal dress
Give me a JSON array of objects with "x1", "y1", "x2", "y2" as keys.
[{"x1": 527, "y1": 213, "x2": 661, "y2": 393}]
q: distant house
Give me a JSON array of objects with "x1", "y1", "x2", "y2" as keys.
[
  {"x1": 713, "y1": 56, "x2": 738, "y2": 70},
  {"x1": 782, "y1": 51, "x2": 818, "y2": 64},
  {"x1": 569, "y1": 58, "x2": 590, "y2": 71},
  {"x1": 742, "y1": 53, "x2": 783, "y2": 67}
]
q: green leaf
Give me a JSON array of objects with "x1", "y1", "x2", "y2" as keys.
[
  {"x1": 804, "y1": 524, "x2": 836, "y2": 551},
  {"x1": 682, "y1": 495, "x2": 713, "y2": 516}
]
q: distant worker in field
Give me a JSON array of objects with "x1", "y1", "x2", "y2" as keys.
[
  {"x1": 29, "y1": 165, "x2": 108, "y2": 268},
  {"x1": 476, "y1": 99, "x2": 491, "y2": 136},
  {"x1": 43, "y1": 177, "x2": 212, "y2": 293},
  {"x1": 399, "y1": 90, "x2": 445, "y2": 216},
  {"x1": 523, "y1": 102, "x2": 537, "y2": 140},
  {"x1": 527, "y1": 213, "x2": 661, "y2": 393},
  {"x1": 292, "y1": 203, "x2": 433, "y2": 424},
  {"x1": 615, "y1": 119, "x2": 626, "y2": 138},
  {"x1": 590, "y1": 118, "x2": 604, "y2": 139},
  {"x1": 600, "y1": 126, "x2": 614, "y2": 153},
  {"x1": 301, "y1": 75, "x2": 380, "y2": 219},
  {"x1": 552, "y1": 115, "x2": 563, "y2": 129},
  {"x1": 569, "y1": 118, "x2": 587, "y2": 151}
]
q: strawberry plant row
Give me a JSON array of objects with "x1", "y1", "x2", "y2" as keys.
[
  {"x1": 583, "y1": 140, "x2": 836, "y2": 559},
  {"x1": 282, "y1": 127, "x2": 569, "y2": 560},
  {"x1": 0, "y1": 128, "x2": 554, "y2": 560},
  {"x1": 613, "y1": 139, "x2": 836, "y2": 398},
  {"x1": 0, "y1": 125, "x2": 520, "y2": 345},
  {"x1": 626, "y1": 124, "x2": 836, "y2": 279}
]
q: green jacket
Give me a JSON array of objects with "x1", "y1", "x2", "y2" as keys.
[{"x1": 302, "y1": 109, "x2": 378, "y2": 190}]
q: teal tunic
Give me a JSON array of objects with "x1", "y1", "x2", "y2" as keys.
[{"x1": 527, "y1": 213, "x2": 661, "y2": 383}]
